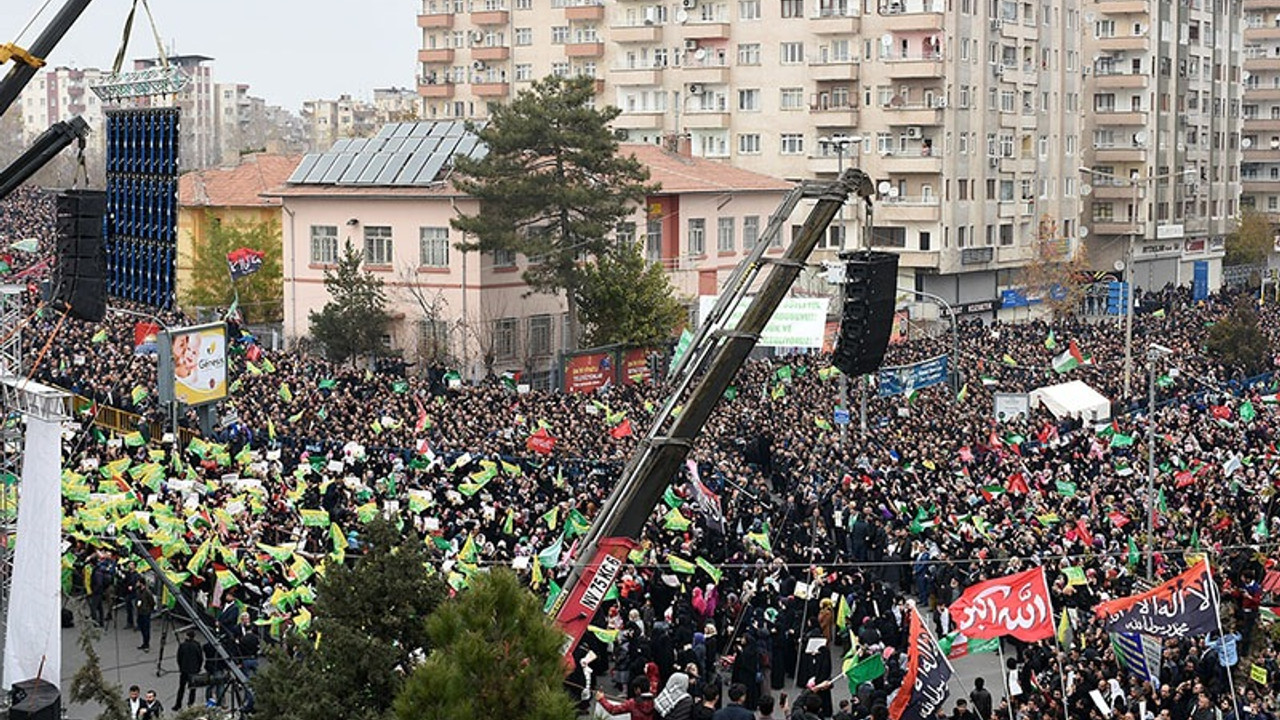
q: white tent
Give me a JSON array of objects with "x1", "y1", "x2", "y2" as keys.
[{"x1": 1028, "y1": 380, "x2": 1111, "y2": 424}]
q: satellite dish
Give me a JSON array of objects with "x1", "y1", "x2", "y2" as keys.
[
  {"x1": 877, "y1": 180, "x2": 892, "y2": 194},
  {"x1": 677, "y1": 9, "x2": 689, "y2": 21},
  {"x1": 888, "y1": 187, "x2": 900, "y2": 198},
  {"x1": 1081, "y1": 184, "x2": 1093, "y2": 196},
  {"x1": 1084, "y1": 11, "x2": 1095, "y2": 22},
  {"x1": 1243, "y1": 137, "x2": 1254, "y2": 149},
  {"x1": 1078, "y1": 226, "x2": 1090, "y2": 238},
  {"x1": 1114, "y1": 260, "x2": 1126, "y2": 272},
  {"x1": 695, "y1": 48, "x2": 707, "y2": 60},
  {"x1": 1134, "y1": 131, "x2": 1148, "y2": 144},
  {"x1": 1244, "y1": 71, "x2": 1252, "y2": 80},
  {"x1": 881, "y1": 33, "x2": 893, "y2": 45}
]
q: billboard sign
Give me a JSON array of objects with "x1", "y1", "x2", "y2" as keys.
[
  {"x1": 563, "y1": 351, "x2": 614, "y2": 394},
  {"x1": 697, "y1": 296, "x2": 829, "y2": 348},
  {"x1": 620, "y1": 348, "x2": 654, "y2": 386},
  {"x1": 876, "y1": 355, "x2": 949, "y2": 398},
  {"x1": 158, "y1": 323, "x2": 228, "y2": 407}
]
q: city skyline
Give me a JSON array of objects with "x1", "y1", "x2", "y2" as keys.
[{"x1": 1, "y1": 0, "x2": 419, "y2": 111}]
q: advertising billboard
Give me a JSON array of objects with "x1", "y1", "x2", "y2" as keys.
[
  {"x1": 620, "y1": 348, "x2": 654, "y2": 386},
  {"x1": 158, "y1": 323, "x2": 228, "y2": 407},
  {"x1": 876, "y1": 355, "x2": 950, "y2": 398},
  {"x1": 697, "y1": 296, "x2": 829, "y2": 348},
  {"x1": 563, "y1": 351, "x2": 614, "y2": 394}
]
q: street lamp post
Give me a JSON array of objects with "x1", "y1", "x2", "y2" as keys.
[
  {"x1": 897, "y1": 287, "x2": 960, "y2": 394},
  {"x1": 1079, "y1": 167, "x2": 1195, "y2": 398},
  {"x1": 1145, "y1": 343, "x2": 1173, "y2": 580},
  {"x1": 819, "y1": 134, "x2": 862, "y2": 443}
]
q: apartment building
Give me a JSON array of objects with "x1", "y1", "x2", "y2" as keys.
[
  {"x1": 17, "y1": 66, "x2": 109, "y2": 157},
  {"x1": 1080, "y1": 0, "x2": 1240, "y2": 290},
  {"x1": 415, "y1": 0, "x2": 1085, "y2": 310},
  {"x1": 1241, "y1": 0, "x2": 1280, "y2": 233},
  {"x1": 132, "y1": 55, "x2": 221, "y2": 171}
]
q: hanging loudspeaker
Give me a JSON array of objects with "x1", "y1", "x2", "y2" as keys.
[{"x1": 831, "y1": 250, "x2": 899, "y2": 377}]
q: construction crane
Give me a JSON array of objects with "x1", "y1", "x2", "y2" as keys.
[{"x1": 551, "y1": 168, "x2": 876, "y2": 665}]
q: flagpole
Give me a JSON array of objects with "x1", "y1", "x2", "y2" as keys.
[
  {"x1": 1206, "y1": 560, "x2": 1242, "y2": 719},
  {"x1": 1040, "y1": 566, "x2": 1071, "y2": 720},
  {"x1": 913, "y1": 600, "x2": 971, "y2": 704},
  {"x1": 995, "y1": 640, "x2": 1017, "y2": 720}
]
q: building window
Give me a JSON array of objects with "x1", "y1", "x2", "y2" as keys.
[
  {"x1": 551, "y1": 61, "x2": 570, "y2": 77},
  {"x1": 616, "y1": 221, "x2": 636, "y2": 247},
  {"x1": 717, "y1": 217, "x2": 735, "y2": 252},
  {"x1": 364, "y1": 226, "x2": 393, "y2": 265},
  {"x1": 494, "y1": 248, "x2": 517, "y2": 267},
  {"x1": 515, "y1": 63, "x2": 533, "y2": 81},
  {"x1": 780, "y1": 133, "x2": 804, "y2": 154},
  {"x1": 780, "y1": 87, "x2": 805, "y2": 109},
  {"x1": 419, "y1": 227, "x2": 450, "y2": 267},
  {"x1": 529, "y1": 315, "x2": 552, "y2": 356},
  {"x1": 738, "y1": 43, "x2": 761, "y2": 65},
  {"x1": 738, "y1": 88, "x2": 760, "y2": 111},
  {"x1": 552, "y1": 26, "x2": 570, "y2": 43},
  {"x1": 515, "y1": 0, "x2": 531, "y2": 8},
  {"x1": 781, "y1": 0, "x2": 804, "y2": 15},
  {"x1": 418, "y1": 319, "x2": 450, "y2": 359},
  {"x1": 310, "y1": 225, "x2": 338, "y2": 264},
  {"x1": 743, "y1": 216, "x2": 760, "y2": 247},
  {"x1": 494, "y1": 318, "x2": 518, "y2": 360},
  {"x1": 738, "y1": 133, "x2": 761, "y2": 154},
  {"x1": 646, "y1": 218, "x2": 663, "y2": 262},
  {"x1": 687, "y1": 218, "x2": 706, "y2": 254},
  {"x1": 780, "y1": 42, "x2": 804, "y2": 64},
  {"x1": 740, "y1": 0, "x2": 761, "y2": 18},
  {"x1": 515, "y1": 27, "x2": 533, "y2": 45}
]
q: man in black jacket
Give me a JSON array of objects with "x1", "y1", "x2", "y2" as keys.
[
  {"x1": 969, "y1": 677, "x2": 993, "y2": 720},
  {"x1": 173, "y1": 631, "x2": 203, "y2": 711}
]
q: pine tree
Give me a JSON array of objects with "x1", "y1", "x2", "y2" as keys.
[
  {"x1": 576, "y1": 240, "x2": 684, "y2": 346},
  {"x1": 308, "y1": 241, "x2": 392, "y2": 363},
  {"x1": 451, "y1": 75, "x2": 658, "y2": 351},
  {"x1": 394, "y1": 569, "x2": 575, "y2": 720},
  {"x1": 181, "y1": 216, "x2": 284, "y2": 322},
  {"x1": 251, "y1": 520, "x2": 447, "y2": 720}
]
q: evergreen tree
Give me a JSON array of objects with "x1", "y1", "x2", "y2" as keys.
[
  {"x1": 251, "y1": 520, "x2": 447, "y2": 720},
  {"x1": 394, "y1": 570, "x2": 575, "y2": 720},
  {"x1": 181, "y1": 216, "x2": 284, "y2": 323},
  {"x1": 1205, "y1": 295, "x2": 1269, "y2": 375},
  {"x1": 308, "y1": 241, "x2": 392, "y2": 363},
  {"x1": 576, "y1": 240, "x2": 685, "y2": 346},
  {"x1": 1226, "y1": 208, "x2": 1274, "y2": 268},
  {"x1": 451, "y1": 75, "x2": 657, "y2": 351}
]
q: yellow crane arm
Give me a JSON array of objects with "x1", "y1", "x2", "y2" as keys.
[{"x1": 0, "y1": 43, "x2": 46, "y2": 68}]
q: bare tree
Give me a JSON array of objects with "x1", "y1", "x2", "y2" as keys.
[
  {"x1": 1022, "y1": 213, "x2": 1091, "y2": 320},
  {"x1": 396, "y1": 265, "x2": 455, "y2": 368}
]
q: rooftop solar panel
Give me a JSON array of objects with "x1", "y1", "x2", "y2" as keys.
[
  {"x1": 287, "y1": 154, "x2": 321, "y2": 183},
  {"x1": 289, "y1": 120, "x2": 483, "y2": 187}
]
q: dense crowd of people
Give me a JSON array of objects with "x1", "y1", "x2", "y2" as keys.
[{"x1": 6, "y1": 185, "x2": 1280, "y2": 719}]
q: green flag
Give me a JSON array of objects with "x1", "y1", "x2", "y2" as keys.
[
  {"x1": 1055, "y1": 480, "x2": 1077, "y2": 498},
  {"x1": 537, "y1": 534, "x2": 564, "y2": 568},
  {"x1": 1241, "y1": 401, "x2": 1257, "y2": 422},
  {"x1": 1110, "y1": 433, "x2": 1135, "y2": 448},
  {"x1": 695, "y1": 556, "x2": 722, "y2": 584},
  {"x1": 662, "y1": 486, "x2": 684, "y2": 509},
  {"x1": 279, "y1": 382, "x2": 293, "y2": 403},
  {"x1": 663, "y1": 507, "x2": 691, "y2": 531},
  {"x1": 1257, "y1": 516, "x2": 1270, "y2": 539},
  {"x1": 565, "y1": 508, "x2": 590, "y2": 538},
  {"x1": 666, "y1": 554, "x2": 696, "y2": 574},
  {"x1": 91, "y1": 329, "x2": 109, "y2": 344},
  {"x1": 1127, "y1": 536, "x2": 1140, "y2": 567},
  {"x1": 843, "y1": 652, "x2": 886, "y2": 691}
]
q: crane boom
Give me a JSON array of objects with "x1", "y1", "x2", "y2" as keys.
[
  {"x1": 0, "y1": 0, "x2": 95, "y2": 118},
  {"x1": 551, "y1": 168, "x2": 874, "y2": 664}
]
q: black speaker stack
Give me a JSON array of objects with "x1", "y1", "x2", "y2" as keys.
[
  {"x1": 831, "y1": 250, "x2": 899, "y2": 377},
  {"x1": 50, "y1": 189, "x2": 108, "y2": 322},
  {"x1": 9, "y1": 678, "x2": 60, "y2": 720}
]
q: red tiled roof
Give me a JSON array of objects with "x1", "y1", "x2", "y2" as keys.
[
  {"x1": 621, "y1": 143, "x2": 790, "y2": 194},
  {"x1": 179, "y1": 154, "x2": 305, "y2": 207}
]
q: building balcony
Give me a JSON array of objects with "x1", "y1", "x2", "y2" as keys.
[
  {"x1": 897, "y1": 250, "x2": 941, "y2": 269},
  {"x1": 1095, "y1": 35, "x2": 1148, "y2": 52},
  {"x1": 1093, "y1": 71, "x2": 1149, "y2": 89},
  {"x1": 1088, "y1": 220, "x2": 1139, "y2": 236},
  {"x1": 1245, "y1": 26, "x2": 1280, "y2": 40},
  {"x1": 883, "y1": 56, "x2": 944, "y2": 78},
  {"x1": 612, "y1": 24, "x2": 663, "y2": 42},
  {"x1": 683, "y1": 111, "x2": 731, "y2": 129},
  {"x1": 808, "y1": 154, "x2": 849, "y2": 174},
  {"x1": 1088, "y1": 182, "x2": 1143, "y2": 200},
  {"x1": 681, "y1": 22, "x2": 731, "y2": 40},
  {"x1": 474, "y1": 82, "x2": 511, "y2": 96},
  {"x1": 418, "y1": 12, "x2": 454, "y2": 27},
  {"x1": 810, "y1": 13, "x2": 861, "y2": 33},
  {"x1": 612, "y1": 67, "x2": 664, "y2": 84},
  {"x1": 878, "y1": 10, "x2": 944, "y2": 30},
  {"x1": 1095, "y1": 0, "x2": 1148, "y2": 13},
  {"x1": 1243, "y1": 180, "x2": 1280, "y2": 193},
  {"x1": 1094, "y1": 146, "x2": 1148, "y2": 163},
  {"x1": 810, "y1": 106, "x2": 860, "y2": 127},
  {"x1": 877, "y1": 197, "x2": 941, "y2": 222},
  {"x1": 1093, "y1": 110, "x2": 1147, "y2": 125},
  {"x1": 472, "y1": 45, "x2": 511, "y2": 61},
  {"x1": 1245, "y1": 87, "x2": 1280, "y2": 100},
  {"x1": 614, "y1": 111, "x2": 665, "y2": 129},
  {"x1": 565, "y1": 3, "x2": 605, "y2": 20},
  {"x1": 1245, "y1": 117, "x2": 1280, "y2": 132},
  {"x1": 566, "y1": 41, "x2": 605, "y2": 57},
  {"x1": 809, "y1": 60, "x2": 859, "y2": 81},
  {"x1": 682, "y1": 64, "x2": 729, "y2": 84},
  {"x1": 417, "y1": 80, "x2": 455, "y2": 98},
  {"x1": 1245, "y1": 147, "x2": 1280, "y2": 161},
  {"x1": 1244, "y1": 0, "x2": 1276, "y2": 8},
  {"x1": 997, "y1": 245, "x2": 1033, "y2": 264},
  {"x1": 419, "y1": 48, "x2": 455, "y2": 63},
  {"x1": 472, "y1": 9, "x2": 509, "y2": 23},
  {"x1": 1247, "y1": 56, "x2": 1280, "y2": 71},
  {"x1": 883, "y1": 104, "x2": 943, "y2": 125},
  {"x1": 880, "y1": 153, "x2": 942, "y2": 173}
]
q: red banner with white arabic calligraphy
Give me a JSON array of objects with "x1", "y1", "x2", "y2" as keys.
[
  {"x1": 889, "y1": 605, "x2": 952, "y2": 720},
  {"x1": 947, "y1": 567, "x2": 1054, "y2": 642}
]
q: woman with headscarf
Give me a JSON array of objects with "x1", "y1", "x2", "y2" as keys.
[{"x1": 654, "y1": 672, "x2": 694, "y2": 720}]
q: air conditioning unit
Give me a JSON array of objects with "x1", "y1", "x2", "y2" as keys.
[
  {"x1": 682, "y1": 0, "x2": 698, "y2": 8},
  {"x1": 1083, "y1": 67, "x2": 1091, "y2": 76},
  {"x1": 990, "y1": 18, "x2": 1002, "y2": 30},
  {"x1": 988, "y1": 156, "x2": 1000, "y2": 168},
  {"x1": 992, "y1": 65, "x2": 1004, "y2": 77},
  {"x1": 615, "y1": 129, "x2": 631, "y2": 141},
  {"x1": 471, "y1": 30, "x2": 485, "y2": 42},
  {"x1": 472, "y1": 61, "x2": 487, "y2": 71},
  {"x1": 933, "y1": 97, "x2": 947, "y2": 108},
  {"x1": 688, "y1": 83, "x2": 704, "y2": 94},
  {"x1": 906, "y1": 126, "x2": 922, "y2": 139},
  {"x1": 684, "y1": 39, "x2": 699, "y2": 50}
]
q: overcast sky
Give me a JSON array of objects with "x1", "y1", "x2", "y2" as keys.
[{"x1": 2, "y1": 0, "x2": 418, "y2": 111}]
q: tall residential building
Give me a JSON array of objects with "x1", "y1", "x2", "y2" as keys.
[
  {"x1": 1241, "y1": 0, "x2": 1280, "y2": 230},
  {"x1": 1080, "y1": 0, "x2": 1241, "y2": 290},
  {"x1": 416, "y1": 0, "x2": 1083, "y2": 303},
  {"x1": 17, "y1": 66, "x2": 109, "y2": 156},
  {"x1": 301, "y1": 95, "x2": 380, "y2": 150},
  {"x1": 134, "y1": 55, "x2": 220, "y2": 171},
  {"x1": 214, "y1": 82, "x2": 273, "y2": 165}
]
